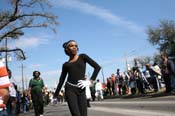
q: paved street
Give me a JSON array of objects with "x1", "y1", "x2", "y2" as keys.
[{"x1": 19, "y1": 94, "x2": 175, "y2": 116}]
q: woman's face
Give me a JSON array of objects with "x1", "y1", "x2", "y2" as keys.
[
  {"x1": 67, "y1": 41, "x2": 78, "y2": 55},
  {"x1": 34, "y1": 72, "x2": 40, "y2": 77},
  {"x1": 161, "y1": 55, "x2": 166, "y2": 61}
]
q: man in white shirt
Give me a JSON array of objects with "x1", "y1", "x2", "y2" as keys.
[
  {"x1": 6, "y1": 69, "x2": 17, "y2": 116},
  {"x1": 95, "y1": 79, "x2": 103, "y2": 100}
]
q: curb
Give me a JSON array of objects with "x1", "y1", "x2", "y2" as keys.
[{"x1": 104, "y1": 89, "x2": 172, "y2": 99}]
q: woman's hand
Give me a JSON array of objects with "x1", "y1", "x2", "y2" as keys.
[{"x1": 77, "y1": 80, "x2": 92, "y2": 89}]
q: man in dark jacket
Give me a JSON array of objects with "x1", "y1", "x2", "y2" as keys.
[{"x1": 161, "y1": 52, "x2": 175, "y2": 94}]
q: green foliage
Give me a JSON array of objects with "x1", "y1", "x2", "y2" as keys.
[
  {"x1": 0, "y1": 0, "x2": 58, "y2": 66},
  {"x1": 147, "y1": 20, "x2": 175, "y2": 58},
  {"x1": 153, "y1": 54, "x2": 161, "y2": 64}
]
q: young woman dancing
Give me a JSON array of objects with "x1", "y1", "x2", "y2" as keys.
[{"x1": 54, "y1": 40, "x2": 101, "y2": 116}]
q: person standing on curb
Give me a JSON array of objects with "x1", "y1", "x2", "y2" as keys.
[
  {"x1": 0, "y1": 60, "x2": 11, "y2": 116},
  {"x1": 95, "y1": 79, "x2": 103, "y2": 101},
  {"x1": 54, "y1": 40, "x2": 101, "y2": 116},
  {"x1": 28, "y1": 71, "x2": 45, "y2": 116},
  {"x1": 6, "y1": 69, "x2": 17, "y2": 116},
  {"x1": 161, "y1": 52, "x2": 175, "y2": 95}
]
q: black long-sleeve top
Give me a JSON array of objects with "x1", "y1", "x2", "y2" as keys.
[
  {"x1": 55, "y1": 53, "x2": 101, "y2": 95},
  {"x1": 167, "y1": 59, "x2": 175, "y2": 75}
]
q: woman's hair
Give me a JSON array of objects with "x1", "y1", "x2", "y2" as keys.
[
  {"x1": 161, "y1": 51, "x2": 168, "y2": 58},
  {"x1": 62, "y1": 40, "x2": 78, "y2": 55},
  {"x1": 33, "y1": 71, "x2": 41, "y2": 76}
]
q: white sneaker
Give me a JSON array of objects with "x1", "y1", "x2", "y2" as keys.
[{"x1": 40, "y1": 115, "x2": 43, "y2": 116}]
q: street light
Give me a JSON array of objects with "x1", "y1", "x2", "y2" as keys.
[
  {"x1": 21, "y1": 63, "x2": 26, "y2": 93},
  {"x1": 101, "y1": 67, "x2": 105, "y2": 83},
  {"x1": 0, "y1": 48, "x2": 26, "y2": 68},
  {"x1": 0, "y1": 37, "x2": 26, "y2": 69},
  {"x1": 125, "y1": 49, "x2": 136, "y2": 71}
]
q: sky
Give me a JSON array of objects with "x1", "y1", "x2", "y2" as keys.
[{"x1": 0, "y1": 0, "x2": 175, "y2": 90}]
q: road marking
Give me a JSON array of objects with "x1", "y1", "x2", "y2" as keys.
[
  {"x1": 90, "y1": 106, "x2": 174, "y2": 116},
  {"x1": 91, "y1": 101, "x2": 175, "y2": 105}
]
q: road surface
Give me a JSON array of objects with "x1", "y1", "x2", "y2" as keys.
[{"x1": 19, "y1": 95, "x2": 175, "y2": 116}]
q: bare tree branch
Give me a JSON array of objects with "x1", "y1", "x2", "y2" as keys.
[
  {"x1": 0, "y1": 0, "x2": 58, "y2": 40},
  {"x1": 0, "y1": 0, "x2": 59, "y2": 63},
  {"x1": 0, "y1": 48, "x2": 25, "y2": 60}
]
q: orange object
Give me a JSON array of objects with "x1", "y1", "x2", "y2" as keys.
[
  {"x1": 0, "y1": 66, "x2": 8, "y2": 77},
  {"x1": 0, "y1": 103, "x2": 6, "y2": 108}
]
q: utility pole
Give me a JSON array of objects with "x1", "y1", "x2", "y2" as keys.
[
  {"x1": 125, "y1": 49, "x2": 136, "y2": 71},
  {"x1": 25, "y1": 77, "x2": 28, "y2": 90},
  {"x1": 5, "y1": 38, "x2": 8, "y2": 69},
  {"x1": 125, "y1": 52, "x2": 128, "y2": 71},
  {"x1": 21, "y1": 63, "x2": 25, "y2": 93},
  {"x1": 101, "y1": 67, "x2": 105, "y2": 83}
]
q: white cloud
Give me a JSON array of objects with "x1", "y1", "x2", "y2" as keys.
[
  {"x1": 54, "y1": 0, "x2": 144, "y2": 33},
  {"x1": 42, "y1": 70, "x2": 61, "y2": 77},
  {"x1": 9, "y1": 36, "x2": 48, "y2": 49},
  {"x1": 29, "y1": 64, "x2": 44, "y2": 69}
]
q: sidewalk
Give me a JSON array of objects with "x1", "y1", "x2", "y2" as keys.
[{"x1": 104, "y1": 87, "x2": 173, "y2": 99}]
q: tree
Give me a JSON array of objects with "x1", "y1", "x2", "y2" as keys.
[
  {"x1": 0, "y1": 0, "x2": 58, "y2": 41},
  {"x1": 0, "y1": 0, "x2": 58, "y2": 67},
  {"x1": 152, "y1": 54, "x2": 161, "y2": 65},
  {"x1": 147, "y1": 20, "x2": 175, "y2": 58}
]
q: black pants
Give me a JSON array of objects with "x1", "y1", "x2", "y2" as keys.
[
  {"x1": 6, "y1": 96, "x2": 16, "y2": 116},
  {"x1": 163, "y1": 75, "x2": 172, "y2": 93},
  {"x1": 118, "y1": 84, "x2": 122, "y2": 95},
  {"x1": 32, "y1": 92, "x2": 44, "y2": 116},
  {"x1": 136, "y1": 79, "x2": 145, "y2": 94},
  {"x1": 87, "y1": 99, "x2": 91, "y2": 107},
  {"x1": 131, "y1": 88, "x2": 136, "y2": 95},
  {"x1": 65, "y1": 83, "x2": 87, "y2": 116},
  {"x1": 151, "y1": 76, "x2": 159, "y2": 92}
]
